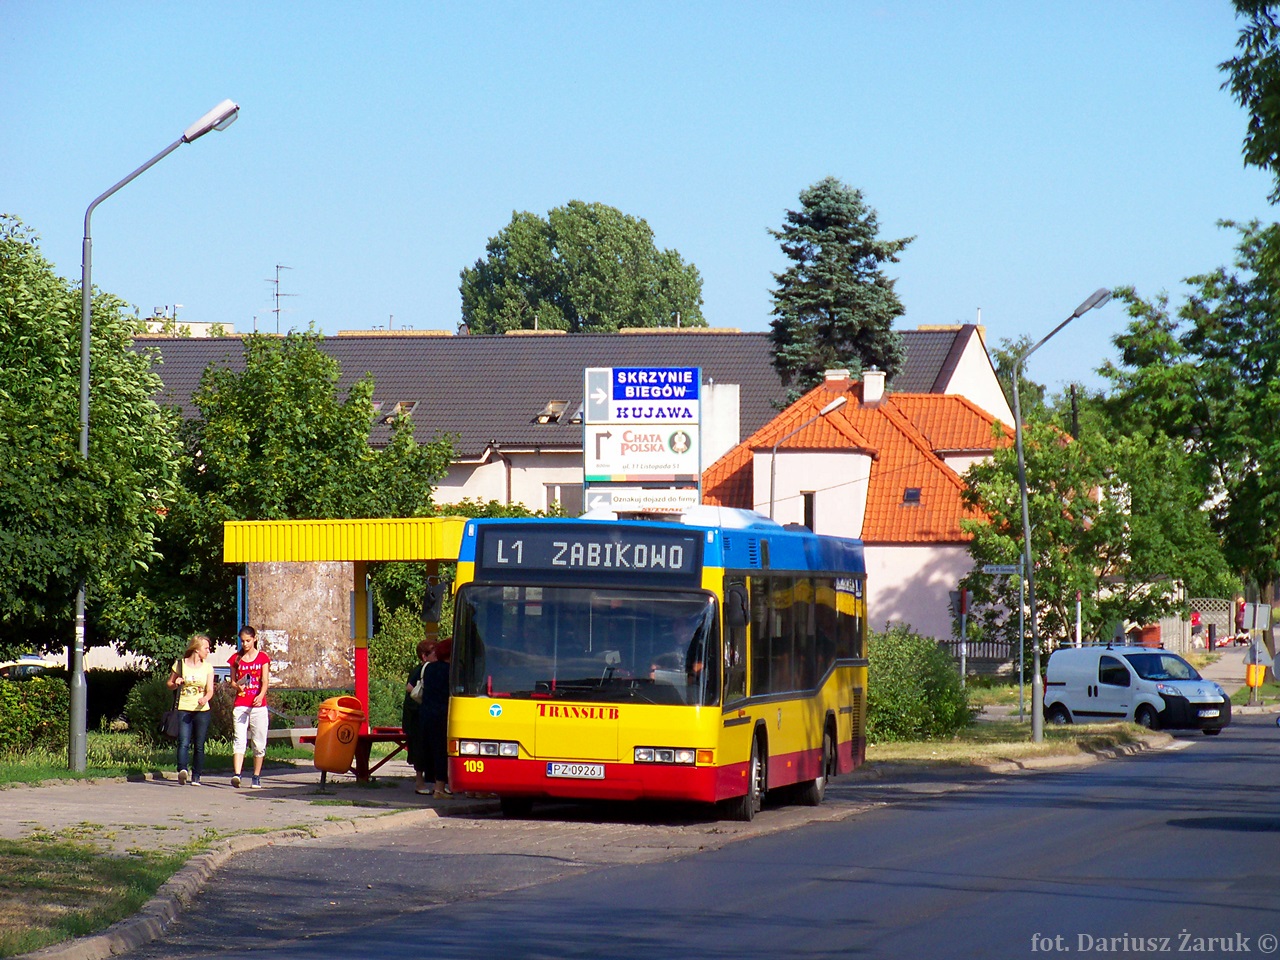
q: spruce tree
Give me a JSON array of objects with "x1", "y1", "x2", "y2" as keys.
[{"x1": 768, "y1": 177, "x2": 912, "y2": 396}]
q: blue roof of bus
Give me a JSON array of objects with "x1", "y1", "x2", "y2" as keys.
[{"x1": 460, "y1": 511, "x2": 865, "y2": 575}]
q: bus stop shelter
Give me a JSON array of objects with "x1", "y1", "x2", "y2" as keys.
[{"x1": 223, "y1": 516, "x2": 466, "y2": 774}]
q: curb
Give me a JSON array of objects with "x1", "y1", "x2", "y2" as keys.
[{"x1": 19, "y1": 802, "x2": 489, "y2": 960}]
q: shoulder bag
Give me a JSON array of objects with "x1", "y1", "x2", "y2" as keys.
[{"x1": 161, "y1": 661, "x2": 182, "y2": 738}]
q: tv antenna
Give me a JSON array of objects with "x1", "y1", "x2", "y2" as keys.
[{"x1": 265, "y1": 264, "x2": 295, "y2": 333}]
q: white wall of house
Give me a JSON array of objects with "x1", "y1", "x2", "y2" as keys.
[
  {"x1": 865, "y1": 542, "x2": 971, "y2": 642},
  {"x1": 438, "y1": 451, "x2": 585, "y2": 512},
  {"x1": 701, "y1": 382, "x2": 740, "y2": 467},
  {"x1": 750, "y1": 450, "x2": 872, "y2": 536},
  {"x1": 437, "y1": 457, "x2": 506, "y2": 504},
  {"x1": 940, "y1": 453, "x2": 987, "y2": 476},
  {"x1": 946, "y1": 335, "x2": 1013, "y2": 424}
]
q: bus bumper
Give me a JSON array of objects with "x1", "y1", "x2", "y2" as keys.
[{"x1": 451, "y1": 757, "x2": 733, "y2": 804}]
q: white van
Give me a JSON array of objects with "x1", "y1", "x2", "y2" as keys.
[{"x1": 1043, "y1": 645, "x2": 1231, "y2": 735}]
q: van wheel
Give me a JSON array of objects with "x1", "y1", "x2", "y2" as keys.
[
  {"x1": 1202, "y1": 728, "x2": 1222, "y2": 736},
  {"x1": 797, "y1": 729, "x2": 833, "y2": 806},
  {"x1": 1046, "y1": 704, "x2": 1071, "y2": 725},
  {"x1": 1134, "y1": 705, "x2": 1159, "y2": 730},
  {"x1": 724, "y1": 737, "x2": 765, "y2": 822}
]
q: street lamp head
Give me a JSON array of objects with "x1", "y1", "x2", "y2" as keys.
[
  {"x1": 818, "y1": 396, "x2": 848, "y2": 417},
  {"x1": 1072, "y1": 287, "x2": 1112, "y2": 318},
  {"x1": 183, "y1": 99, "x2": 240, "y2": 143}
]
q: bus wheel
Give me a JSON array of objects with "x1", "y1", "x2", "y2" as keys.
[
  {"x1": 797, "y1": 729, "x2": 833, "y2": 806},
  {"x1": 724, "y1": 738, "x2": 764, "y2": 822},
  {"x1": 500, "y1": 796, "x2": 534, "y2": 818}
]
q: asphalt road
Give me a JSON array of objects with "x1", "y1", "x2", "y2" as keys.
[{"x1": 119, "y1": 716, "x2": 1280, "y2": 960}]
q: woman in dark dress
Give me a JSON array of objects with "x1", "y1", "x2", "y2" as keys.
[
  {"x1": 419, "y1": 637, "x2": 452, "y2": 798},
  {"x1": 403, "y1": 639, "x2": 432, "y2": 794}
]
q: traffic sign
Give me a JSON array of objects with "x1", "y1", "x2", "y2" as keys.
[
  {"x1": 583, "y1": 367, "x2": 700, "y2": 424},
  {"x1": 583, "y1": 486, "x2": 700, "y2": 514},
  {"x1": 584, "y1": 425, "x2": 700, "y2": 482},
  {"x1": 982, "y1": 563, "x2": 1021, "y2": 575},
  {"x1": 1243, "y1": 602, "x2": 1272, "y2": 631}
]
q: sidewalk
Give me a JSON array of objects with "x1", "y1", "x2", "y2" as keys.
[
  {"x1": 1199, "y1": 642, "x2": 1247, "y2": 696},
  {"x1": 0, "y1": 758, "x2": 490, "y2": 858}
]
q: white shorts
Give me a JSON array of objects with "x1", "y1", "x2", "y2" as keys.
[{"x1": 233, "y1": 705, "x2": 269, "y2": 757}]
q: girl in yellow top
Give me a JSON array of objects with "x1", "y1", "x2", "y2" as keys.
[{"x1": 167, "y1": 634, "x2": 214, "y2": 785}]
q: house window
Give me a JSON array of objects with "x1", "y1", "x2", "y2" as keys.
[
  {"x1": 903, "y1": 487, "x2": 922, "y2": 505},
  {"x1": 802, "y1": 492, "x2": 815, "y2": 531},
  {"x1": 534, "y1": 401, "x2": 568, "y2": 424},
  {"x1": 545, "y1": 483, "x2": 584, "y2": 516}
]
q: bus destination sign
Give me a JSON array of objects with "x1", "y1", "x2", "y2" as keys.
[{"x1": 477, "y1": 525, "x2": 703, "y2": 585}]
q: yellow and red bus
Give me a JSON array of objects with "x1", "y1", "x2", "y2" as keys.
[{"x1": 447, "y1": 507, "x2": 867, "y2": 820}]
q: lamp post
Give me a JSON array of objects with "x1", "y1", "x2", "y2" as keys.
[
  {"x1": 71, "y1": 99, "x2": 239, "y2": 771},
  {"x1": 768, "y1": 395, "x2": 847, "y2": 520},
  {"x1": 1013, "y1": 287, "x2": 1111, "y2": 744}
]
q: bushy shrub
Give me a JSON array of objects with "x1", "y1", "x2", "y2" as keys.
[
  {"x1": 0, "y1": 676, "x2": 69, "y2": 754},
  {"x1": 369, "y1": 606, "x2": 425, "y2": 682},
  {"x1": 123, "y1": 673, "x2": 177, "y2": 745},
  {"x1": 367, "y1": 677, "x2": 409, "y2": 729},
  {"x1": 867, "y1": 624, "x2": 973, "y2": 742}
]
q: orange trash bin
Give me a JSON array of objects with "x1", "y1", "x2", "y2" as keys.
[
  {"x1": 313, "y1": 696, "x2": 365, "y2": 774},
  {"x1": 1246, "y1": 664, "x2": 1266, "y2": 689}
]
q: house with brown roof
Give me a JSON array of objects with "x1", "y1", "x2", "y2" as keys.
[{"x1": 702, "y1": 368, "x2": 1013, "y2": 643}]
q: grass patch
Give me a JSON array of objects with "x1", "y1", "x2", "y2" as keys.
[
  {"x1": 0, "y1": 733, "x2": 313, "y2": 786},
  {"x1": 0, "y1": 836, "x2": 196, "y2": 959},
  {"x1": 963, "y1": 677, "x2": 1025, "y2": 708},
  {"x1": 1232, "y1": 680, "x2": 1280, "y2": 706},
  {"x1": 867, "y1": 720, "x2": 1154, "y2": 766}
]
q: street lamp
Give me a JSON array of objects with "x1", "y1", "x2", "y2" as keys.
[
  {"x1": 1013, "y1": 286, "x2": 1111, "y2": 744},
  {"x1": 71, "y1": 99, "x2": 239, "y2": 771},
  {"x1": 768, "y1": 395, "x2": 848, "y2": 520}
]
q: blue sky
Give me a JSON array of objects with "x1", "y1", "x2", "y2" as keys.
[{"x1": 2, "y1": 2, "x2": 1271, "y2": 392}]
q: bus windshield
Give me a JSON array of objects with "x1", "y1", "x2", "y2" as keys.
[{"x1": 453, "y1": 584, "x2": 720, "y2": 706}]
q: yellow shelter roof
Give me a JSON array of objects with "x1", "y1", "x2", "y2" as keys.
[{"x1": 223, "y1": 517, "x2": 467, "y2": 563}]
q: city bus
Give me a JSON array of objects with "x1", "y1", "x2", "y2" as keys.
[{"x1": 446, "y1": 506, "x2": 868, "y2": 820}]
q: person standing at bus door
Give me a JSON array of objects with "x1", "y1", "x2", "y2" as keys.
[
  {"x1": 419, "y1": 638, "x2": 453, "y2": 798},
  {"x1": 404, "y1": 638, "x2": 432, "y2": 795},
  {"x1": 168, "y1": 634, "x2": 214, "y2": 786},
  {"x1": 229, "y1": 625, "x2": 271, "y2": 789}
]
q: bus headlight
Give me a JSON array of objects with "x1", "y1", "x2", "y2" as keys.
[
  {"x1": 456, "y1": 739, "x2": 520, "y2": 758},
  {"x1": 634, "y1": 746, "x2": 698, "y2": 764}
]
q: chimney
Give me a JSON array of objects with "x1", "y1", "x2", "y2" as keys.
[
  {"x1": 823, "y1": 369, "x2": 851, "y2": 383},
  {"x1": 862, "y1": 368, "x2": 885, "y2": 405}
]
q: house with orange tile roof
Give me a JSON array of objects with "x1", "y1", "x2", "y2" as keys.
[{"x1": 702, "y1": 368, "x2": 1014, "y2": 643}]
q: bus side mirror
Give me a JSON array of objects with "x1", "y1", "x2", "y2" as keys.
[{"x1": 726, "y1": 584, "x2": 748, "y2": 629}]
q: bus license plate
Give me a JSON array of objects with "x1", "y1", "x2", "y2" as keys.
[
  {"x1": 547, "y1": 762, "x2": 604, "y2": 780},
  {"x1": 1198, "y1": 709, "x2": 1219, "y2": 718}
]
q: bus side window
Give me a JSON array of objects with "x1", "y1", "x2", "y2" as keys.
[
  {"x1": 723, "y1": 579, "x2": 748, "y2": 703},
  {"x1": 749, "y1": 575, "x2": 771, "y2": 696}
]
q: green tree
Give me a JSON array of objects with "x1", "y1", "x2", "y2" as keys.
[
  {"x1": 960, "y1": 423, "x2": 1230, "y2": 655},
  {"x1": 1222, "y1": 1, "x2": 1280, "y2": 203},
  {"x1": 150, "y1": 330, "x2": 455, "y2": 649},
  {"x1": 0, "y1": 216, "x2": 183, "y2": 659},
  {"x1": 1103, "y1": 220, "x2": 1280, "y2": 589},
  {"x1": 768, "y1": 177, "x2": 912, "y2": 398},
  {"x1": 459, "y1": 201, "x2": 705, "y2": 334}
]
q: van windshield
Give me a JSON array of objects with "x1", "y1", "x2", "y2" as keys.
[{"x1": 1123, "y1": 652, "x2": 1201, "y2": 681}]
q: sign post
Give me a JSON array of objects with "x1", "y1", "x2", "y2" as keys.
[
  {"x1": 982, "y1": 562, "x2": 1026, "y2": 720},
  {"x1": 582, "y1": 367, "x2": 701, "y2": 514}
]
